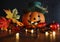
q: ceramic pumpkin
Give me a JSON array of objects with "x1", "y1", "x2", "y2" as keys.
[{"x1": 22, "y1": 11, "x2": 45, "y2": 28}]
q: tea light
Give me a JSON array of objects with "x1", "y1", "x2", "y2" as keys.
[
  {"x1": 25, "y1": 29, "x2": 28, "y2": 32},
  {"x1": 50, "y1": 33, "x2": 53, "y2": 41},
  {"x1": 31, "y1": 29, "x2": 34, "y2": 33},
  {"x1": 25, "y1": 29, "x2": 28, "y2": 34},
  {"x1": 9, "y1": 29, "x2": 11, "y2": 34},
  {"x1": 45, "y1": 32, "x2": 49, "y2": 37},
  {"x1": 16, "y1": 33, "x2": 19, "y2": 39},
  {"x1": 53, "y1": 31, "x2": 56, "y2": 35},
  {"x1": 1, "y1": 28, "x2": 3, "y2": 31},
  {"x1": 52, "y1": 31, "x2": 56, "y2": 40},
  {"x1": 5, "y1": 29, "x2": 8, "y2": 31}
]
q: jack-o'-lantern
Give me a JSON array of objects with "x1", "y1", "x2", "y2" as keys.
[{"x1": 22, "y1": 11, "x2": 45, "y2": 28}]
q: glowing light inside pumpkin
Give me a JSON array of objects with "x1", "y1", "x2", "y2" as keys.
[
  {"x1": 31, "y1": 22, "x2": 34, "y2": 24},
  {"x1": 35, "y1": 22, "x2": 38, "y2": 25}
]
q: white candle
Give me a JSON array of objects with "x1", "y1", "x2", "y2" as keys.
[
  {"x1": 52, "y1": 31, "x2": 56, "y2": 40},
  {"x1": 31, "y1": 30, "x2": 34, "y2": 36},
  {"x1": 5, "y1": 29, "x2": 8, "y2": 31},
  {"x1": 25, "y1": 29, "x2": 28, "y2": 35},
  {"x1": 25, "y1": 29, "x2": 28, "y2": 32},
  {"x1": 53, "y1": 31, "x2": 56, "y2": 35},
  {"x1": 16, "y1": 33, "x2": 19, "y2": 42},
  {"x1": 1, "y1": 28, "x2": 3, "y2": 31},
  {"x1": 45, "y1": 32, "x2": 49, "y2": 37},
  {"x1": 50, "y1": 33, "x2": 53, "y2": 41},
  {"x1": 31, "y1": 29, "x2": 34, "y2": 33},
  {"x1": 9, "y1": 29, "x2": 11, "y2": 34}
]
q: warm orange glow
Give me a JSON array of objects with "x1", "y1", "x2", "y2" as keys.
[
  {"x1": 45, "y1": 32, "x2": 49, "y2": 37},
  {"x1": 31, "y1": 29, "x2": 34, "y2": 33},
  {"x1": 16, "y1": 33, "x2": 19, "y2": 42},
  {"x1": 52, "y1": 31, "x2": 56, "y2": 40}
]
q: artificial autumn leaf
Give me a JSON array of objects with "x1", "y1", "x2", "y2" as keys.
[
  {"x1": 4, "y1": 8, "x2": 24, "y2": 27},
  {"x1": 12, "y1": 8, "x2": 18, "y2": 15},
  {"x1": 12, "y1": 8, "x2": 20, "y2": 19},
  {"x1": 0, "y1": 17, "x2": 10, "y2": 30},
  {"x1": 16, "y1": 15, "x2": 20, "y2": 19},
  {"x1": 3, "y1": 9, "x2": 13, "y2": 19},
  {"x1": 3, "y1": 8, "x2": 20, "y2": 19}
]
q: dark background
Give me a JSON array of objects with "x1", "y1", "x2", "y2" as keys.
[{"x1": 0, "y1": 0, "x2": 60, "y2": 24}]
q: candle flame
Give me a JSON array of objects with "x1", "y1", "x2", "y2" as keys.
[
  {"x1": 16, "y1": 33, "x2": 19, "y2": 39},
  {"x1": 31, "y1": 29, "x2": 34, "y2": 33},
  {"x1": 45, "y1": 32, "x2": 49, "y2": 36}
]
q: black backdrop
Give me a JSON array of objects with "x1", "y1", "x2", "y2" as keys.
[{"x1": 0, "y1": 0, "x2": 60, "y2": 24}]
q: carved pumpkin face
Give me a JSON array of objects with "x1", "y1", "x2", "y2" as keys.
[{"x1": 22, "y1": 11, "x2": 45, "y2": 26}]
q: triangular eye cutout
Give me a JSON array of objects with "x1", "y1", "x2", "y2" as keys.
[
  {"x1": 34, "y1": 18, "x2": 36, "y2": 20},
  {"x1": 28, "y1": 20, "x2": 31, "y2": 23},
  {"x1": 38, "y1": 15, "x2": 40, "y2": 17},
  {"x1": 29, "y1": 15, "x2": 31, "y2": 17}
]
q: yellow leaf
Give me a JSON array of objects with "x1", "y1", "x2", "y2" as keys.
[{"x1": 3, "y1": 9, "x2": 13, "y2": 18}]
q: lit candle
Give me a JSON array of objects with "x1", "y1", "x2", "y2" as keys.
[
  {"x1": 16, "y1": 33, "x2": 19, "y2": 39},
  {"x1": 1, "y1": 28, "x2": 3, "y2": 31},
  {"x1": 52, "y1": 31, "x2": 56, "y2": 40},
  {"x1": 31, "y1": 29, "x2": 34, "y2": 37},
  {"x1": 37, "y1": 34, "x2": 40, "y2": 38},
  {"x1": 53, "y1": 31, "x2": 56, "y2": 35},
  {"x1": 5, "y1": 29, "x2": 8, "y2": 31},
  {"x1": 25, "y1": 29, "x2": 28, "y2": 32},
  {"x1": 25, "y1": 29, "x2": 28, "y2": 34},
  {"x1": 16, "y1": 33, "x2": 19, "y2": 42},
  {"x1": 31, "y1": 29, "x2": 34, "y2": 33},
  {"x1": 9, "y1": 29, "x2": 11, "y2": 34},
  {"x1": 50, "y1": 33, "x2": 53, "y2": 41},
  {"x1": 45, "y1": 32, "x2": 49, "y2": 37}
]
